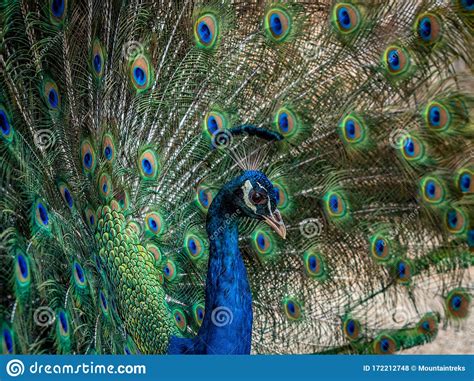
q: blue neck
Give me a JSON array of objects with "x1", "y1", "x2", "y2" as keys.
[
  {"x1": 167, "y1": 177, "x2": 254, "y2": 354},
  {"x1": 195, "y1": 184, "x2": 253, "y2": 354}
]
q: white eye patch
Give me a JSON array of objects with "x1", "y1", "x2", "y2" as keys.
[{"x1": 242, "y1": 180, "x2": 257, "y2": 213}]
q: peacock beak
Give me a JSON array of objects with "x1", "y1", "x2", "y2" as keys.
[{"x1": 263, "y1": 209, "x2": 286, "y2": 240}]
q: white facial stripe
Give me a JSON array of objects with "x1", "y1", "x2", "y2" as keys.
[
  {"x1": 242, "y1": 180, "x2": 257, "y2": 213},
  {"x1": 257, "y1": 181, "x2": 272, "y2": 214},
  {"x1": 256, "y1": 181, "x2": 267, "y2": 193}
]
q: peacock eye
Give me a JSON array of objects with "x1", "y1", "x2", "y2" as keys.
[{"x1": 250, "y1": 190, "x2": 268, "y2": 205}]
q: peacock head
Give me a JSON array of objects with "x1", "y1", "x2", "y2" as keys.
[{"x1": 231, "y1": 170, "x2": 286, "y2": 239}]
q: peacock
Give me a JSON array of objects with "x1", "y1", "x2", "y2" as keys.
[{"x1": 0, "y1": 0, "x2": 473, "y2": 356}]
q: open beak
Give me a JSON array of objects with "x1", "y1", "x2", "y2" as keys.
[{"x1": 263, "y1": 209, "x2": 286, "y2": 240}]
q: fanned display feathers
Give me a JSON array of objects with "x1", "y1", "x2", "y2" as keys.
[{"x1": 0, "y1": 0, "x2": 473, "y2": 355}]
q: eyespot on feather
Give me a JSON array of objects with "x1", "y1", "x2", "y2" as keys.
[
  {"x1": 323, "y1": 191, "x2": 348, "y2": 219},
  {"x1": 274, "y1": 107, "x2": 300, "y2": 138},
  {"x1": 92, "y1": 40, "x2": 105, "y2": 78},
  {"x1": 446, "y1": 289, "x2": 471, "y2": 319},
  {"x1": 58, "y1": 181, "x2": 74, "y2": 209},
  {"x1": 417, "y1": 314, "x2": 438, "y2": 336},
  {"x1": 192, "y1": 303, "x2": 205, "y2": 327},
  {"x1": 204, "y1": 110, "x2": 227, "y2": 137},
  {"x1": 163, "y1": 259, "x2": 177, "y2": 281},
  {"x1": 129, "y1": 54, "x2": 152, "y2": 91},
  {"x1": 415, "y1": 13, "x2": 442, "y2": 44},
  {"x1": 373, "y1": 335, "x2": 397, "y2": 354},
  {"x1": 394, "y1": 259, "x2": 412, "y2": 285},
  {"x1": 2, "y1": 325, "x2": 14, "y2": 354},
  {"x1": 445, "y1": 207, "x2": 468, "y2": 235},
  {"x1": 303, "y1": 251, "x2": 327, "y2": 280},
  {"x1": 420, "y1": 176, "x2": 446, "y2": 205},
  {"x1": 0, "y1": 105, "x2": 14, "y2": 142},
  {"x1": 369, "y1": 235, "x2": 391, "y2": 262},
  {"x1": 138, "y1": 148, "x2": 159, "y2": 180},
  {"x1": 282, "y1": 298, "x2": 303, "y2": 321},
  {"x1": 184, "y1": 233, "x2": 206, "y2": 260},
  {"x1": 383, "y1": 45, "x2": 411, "y2": 76},
  {"x1": 56, "y1": 309, "x2": 70, "y2": 338},
  {"x1": 85, "y1": 206, "x2": 97, "y2": 230},
  {"x1": 33, "y1": 199, "x2": 51, "y2": 231},
  {"x1": 333, "y1": 3, "x2": 361, "y2": 34},
  {"x1": 98, "y1": 173, "x2": 113, "y2": 200},
  {"x1": 196, "y1": 185, "x2": 214, "y2": 212},
  {"x1": 50, "y1": 0, "x2": 67, "y2": 24},
  {"x1": 265, "y1": 7, "x2": 292, "y2": 42},
  {"x1": 273, "y1": 182, "x2": 289, "y2": 211},
  {"x1": 80, "y1": 139, "x2": 97, "y2": 173},
  {"x1": 194, "y1": 13, "x2": 219, "y2": 49},
  {"x1": 251, "y1": 229, "x2": 274, "y2": 256},
  {"x1": 339, "y1": 113, "x2": 366, "y2": 145},
  {"x1": 342, "y1": 317, "x2": 361, "y2": 341},
  {"x1": 147, "y1": 244, "x2": 163, "y2": 263},
  {"x1": 15, "y1": 252, "x2": 31, "y2": 288},
  {"x1": 43, "y1": 80, "x2": 61, "y2": 110},
  {"x1": 424, "y1": 101, "x2": 451, "y2": 131},
  {"x1": 102, "y1": 134, "x2": 116, "y2": 163},
  {"x1": 456, "y1": 168, "x2": 473, "y2": 194},
  {"x1": 145, "y1": 211, "x2": 164, "y2": 236},
  {"x1": 400, "y1": 135, "x2": 425, "y2": 162},
  {"x1": 72, "y1": 261, "x2": 87, "y2": 288}
]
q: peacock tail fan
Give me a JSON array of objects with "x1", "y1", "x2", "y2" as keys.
[{"x1": 0, "y1": 0, "x2": 472, "y2": 354}]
